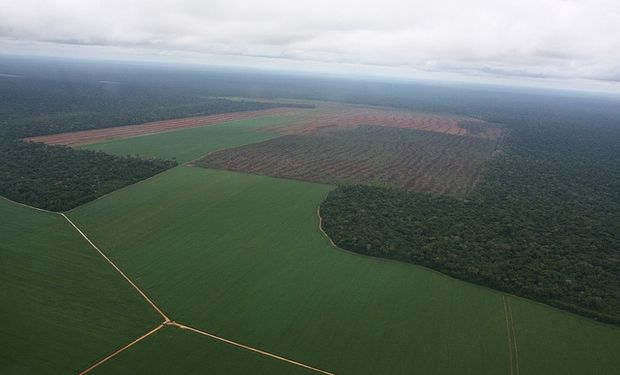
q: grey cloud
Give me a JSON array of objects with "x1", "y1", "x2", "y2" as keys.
[{"x1": 1, "y1": 0, "x2": 619, "y2": 89}]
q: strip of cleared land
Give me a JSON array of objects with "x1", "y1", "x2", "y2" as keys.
[
  {"x1": 79, "y1": 115, "x2": 291, "y2": 163},
  {"x1": 197, "y1": 126, "x2": 498, "y2": 195},
  {"x1": 25, "y1": 107, "x2": 301, "y2": 146},
  {"x1": 260, "y1": 103, "x2": 504, "y2": 140},
  {"x1": 26, "y1": 101, "x2": 504, "y2": 148}
]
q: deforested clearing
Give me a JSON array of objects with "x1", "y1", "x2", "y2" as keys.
[
  {"x1": 197, "y1": 125, "x2": 500, "y2": 195},
  {"x1": 26, "y1": 107, "x2": 301, "y2": 146}
]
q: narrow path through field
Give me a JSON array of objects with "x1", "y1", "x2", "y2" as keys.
[
  {"x1": 169, "y1": 321, "x2": 336, "y2": 375},
  {"x1": 79, "y1": 324, "x2": 165, "y2": 374},
  {"x1": 503, "y1": 295, "x2": 520, "y2": 375},
  {"x1": 61, "y1": 213, "x2": 170, "y2": 322},
  {"x1": 62, "y1": 211, "x2": 337, "y2": 374}
]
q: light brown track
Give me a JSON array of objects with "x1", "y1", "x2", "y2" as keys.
[
  {"x1": 78, "y1": 324, "x2": 165, "y2": 374},
  {"x1": 62, "y1": 212, "x2": 337, "y2": 374},
  {"x1": 503, "y1": 295, "x2": 520, "y2": 375},
  {"x1": 61, "y1": 213, "x2": 170, "y2": 322},
  {"x1": 169, "y1": 321, "x2": 335, "y2": 375},
  {"x1": 316, "y1": 206, "x2": 339, "y2": 249}
]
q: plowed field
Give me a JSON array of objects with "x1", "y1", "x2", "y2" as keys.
[{"x1": 197, "y1": 125, "x2": 499, "y2": 195}]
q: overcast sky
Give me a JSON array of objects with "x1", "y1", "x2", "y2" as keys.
[{"x1": 1, "y1": 0, "x2": 619, "y2": 92}]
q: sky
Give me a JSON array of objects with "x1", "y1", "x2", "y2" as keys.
[{"x1": 1, "y1": 0, "x2": 619, "y2": 93}]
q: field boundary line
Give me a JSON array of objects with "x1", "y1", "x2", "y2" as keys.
[
  {"x1": 79, "y1": 323, "x2": 165, "y2": 374},
  {"x1": 316, "y1": 206, "x2": 339, "y2": 249},
  {"x1": 61, "y1": 213, "x2": 170, "y2": 322},
  {"x1": 503, "y1": 295, "x2": 520, "y2": 375},
  {"x1": 168, "y1": 321, "x2": 336, "y2": 375},
  {"x1": 0, "y1": 195, "x2": 56, "y2": 214}
]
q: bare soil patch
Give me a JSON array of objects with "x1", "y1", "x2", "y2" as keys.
[
  {"x1": 197, "y1": 125, "x2": 499, "y2": 195},
  {"x1": 26, "y1": 107, "x2": 301, "y2": 146}
]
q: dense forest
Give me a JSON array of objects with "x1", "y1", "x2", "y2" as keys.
[
  {"x1": 0, "y1": 140, "x2": 176, "y2": 211},
  {"x1": 2, "y1": 57, "x2": 620, "y2": 307},
  {"x1": 321, "y1": 121, "x2": 620, "y2": 324},
  {"x1": 0, "y1": 58, "x2": 309, "y2": 211}
]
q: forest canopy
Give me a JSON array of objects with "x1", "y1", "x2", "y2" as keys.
[{"x1": 321, "y1": 121, "x2": 620, "y2": 324}]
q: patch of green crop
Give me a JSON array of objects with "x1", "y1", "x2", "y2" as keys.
[
  {"x1": 68, "y1": 167, "x2": 620, "y2": 374},
  {"x1": 80, "y1": 115, "x2": 294, "y2": 163},
  {"x1": 69, "y1": 167, "x2": 511, "y2": 375},
  {"x1": 510, "y1": 296, "x2": 620, "y2": 375},
  {"x1": 90, "y1": 326, "x2": 317, "y2": 375},
  {"x1": 0, "y1": 198, "x2": 161, "y2": 374}
]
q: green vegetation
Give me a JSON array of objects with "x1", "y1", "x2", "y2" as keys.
[
  {"x1": 320, "y1": 121, "x2": 620, "y2": 324},
  {"x1": 510, "y1": 296, "x2": 620, "y2": 375},
  {"x1": 198, "y1": 125, "x2": 498, "y2": 194},
  {"x1": 1, "y1": 84, "x2": 304, "y2": 138},
  {"x1": 0, "y1": 140, "x2": 176, "y2": 211},
  {"x1": 90, "y1": 326, "x2": 317, "y2": 375},
  {"x1": 2, "y1": 59, "x2": 620, "y2": 373},
  {"x1": 81, "y1": 115, "x2": 293, "y2": 163},
  {"x1": 0, "y1": 64, "x2": 306, "y2": 212},
  {"x1": 0, "y1": 197, "x2": 161, "y2": 374},
  {"x1": 67, "y1": 167, "x2": 620, "y2": 374}
]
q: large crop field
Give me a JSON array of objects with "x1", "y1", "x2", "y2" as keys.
[
  {"x1": 89, "y1": 326, "x2": 317, "y2": 375},
  {"x1": 66, "y1": 166, "x2": 620, "y2": 374},
  {"x1": 5, "y1": 90, "x2": 618, "y2": 374},
  {"x1": 0, "y1": 197, "x2": 161, "y2": 374},
  {"x1": 79, "y1": 115, "x2": 293, "y2": 163},
  {"x1": 4, "y1": 58, "x2": 620, "y2": 375}
]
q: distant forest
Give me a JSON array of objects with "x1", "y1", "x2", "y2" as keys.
[
  {"x1": 321, "y1": 117, "x2": 620, "y2": 324},
  {"x1": 0, "y1": 58, "x2": 309, "y2": 211},
  {"x1": 1, "y1": 57, "x2": 619, "y2": 319}
]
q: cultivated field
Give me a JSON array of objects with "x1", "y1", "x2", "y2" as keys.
[
  {"x1": 27, "y1": 100, "x2": 504, "y2": 149},
  {"x1": 89, "y1": 326, "x2": 317, "y2": 375},
  {"x1": 0, "y1": 197, "x2": 160, "y2": 374},
  {"x1": 9, "y1": 98, "x2": 618, "y2": 374},
  {"x1": 79, "y1": 115, "x2": 292, "y2": 163},
  {"x1": 67, "y1": 166, "x2": 620, "y2": 374},
  {"x1": 25, "y1": 107, "x2": 301, "y2": 146},
  {"x1": 198, "y1": 125, "x2": 499, "y2": 195}
]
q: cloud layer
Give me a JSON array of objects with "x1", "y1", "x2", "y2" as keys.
[{"x1": 1, "y1": 0, "x2": 619, "y2": 84}]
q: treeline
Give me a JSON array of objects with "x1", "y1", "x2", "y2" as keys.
[
  {"x1": 1, "y1": 94, "x2": 309, "y2": 139},
  {"x1": 0, "y1": 140, "x2": 176, "y2": 211},
  {"x1": 0, "y1": 60, "x2": 314, "y2": 212},
  {"x1": 321, "y1": 122, "x2": 620, "y2": 324}
]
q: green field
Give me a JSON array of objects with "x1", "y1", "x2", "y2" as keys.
[
  {"x1": 68, "y1": 167, "x2": 508, "y2": 374},
  {"x1": 66, "y1": 165, "x2": 620, "y2": 374},
  {"x1": 79, "y1": 115, "x2": 295, "y2": 163},
  {"x1": 8, "y1": 111, "x2": 619, "y2": 374},
  {"x1": 511, "y1": 297, "x2": 620, "y2": 374},
  {"x1": 90, "y1": 326, "x2": 317, "y2": 375},
  {"x1": 0, "y1": 197, "x2": 161, "y2": 374}
]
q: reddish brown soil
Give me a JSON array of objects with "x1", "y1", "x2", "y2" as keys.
[
  {"x1": 25, "y1": 107, "x2": 301, "y2": 146},
  {"x1": 263, "y1": 105, "x2": 504, "y2": 140},
  {"x1": 198, "y1": 126, "x2": 500, "y2": 195}
]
